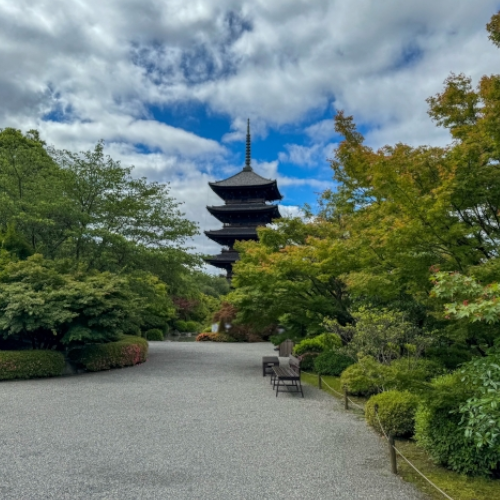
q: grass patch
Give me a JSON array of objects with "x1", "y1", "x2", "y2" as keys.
[
  {"x1": 301, "y1": 372, "x2": 500, "y2": 500},
  {"x1": 395, "y1": 439, "x2": 500, "y2": 500}
]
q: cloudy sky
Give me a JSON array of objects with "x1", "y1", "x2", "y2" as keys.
[{"x1": 1, "y1": 1, "x2": 499, "y2": 267}]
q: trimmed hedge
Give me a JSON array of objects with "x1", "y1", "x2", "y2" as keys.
[
  {"x1": 145, "y1": 328, "x2": 164, "y2": 341},
  {"x1": 314, "y1": 351, "x2": 355, "y2": 376},
  {"x1": 196, "y1": 332, "x2": 235, "y2": 342},
  {"x1": 0, "y1": 350, "x2": 65, "y2": 380},
  {"x1": 69, "y1": 336, "x2": 148, "y2": 372},
  {"x1": 365, "y1": 390, "x2": 420, "y2": 437}
]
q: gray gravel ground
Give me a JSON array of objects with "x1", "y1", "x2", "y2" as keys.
[{"x1": 1, "y1": 342, "x2": 423, "y2": 500}]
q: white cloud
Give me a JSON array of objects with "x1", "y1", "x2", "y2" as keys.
[
  {"x1": 0, "y1": 0, "x2": 498, "y2": 264},
  {"x1": 279, "y1": 143, "x2": 322, "y2": 167}
]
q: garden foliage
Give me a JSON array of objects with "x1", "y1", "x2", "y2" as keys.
[
  {"x1": 0, "y1": 350, "x2": 65, "y2": 380},
  {"x1": 68, "y1": 336, "x2": 148, "y2": 372},
  {"x1": 365, "y1": 390, "x2": 420, "y2": 437},
  {"x1": 145, "y1": 329, "x2": 164, "y2": 341},
  {"x1": 313, "y1": 351, "x2": 354, "y2": 376},
  {"x1": 415, "y1": 374, "x2": 500, "y2": 477}
]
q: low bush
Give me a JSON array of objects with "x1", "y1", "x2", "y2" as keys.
[
  {"x1": 314, "y1": 351, "x2": 355, "y2": 376},
  {"x1": 0, "y1": 350, "x2": 65, "y2": 380},
  {"x1": 365, "y1": 390, "x2": 420, "y2": 437},
  {"x1": 297, "y1": 352, "x2": 319, "y2": 371},
  {"x1": 293, "y1": 333, "x2": 342, "y2": 356},
  {"x1": 145, "y1": 329, "x2": 164, "y2": 341},
  {"x1": 69, "y1": 336, "x2": 148, "y2": 372},
  {"x1": 195, "y1": 332, "x2": 235, "y2": 342},
  {"x1": 415, "y1": 373, "x2": 500, "y2": 477},
  {"x1": 340, "y1": 356, "x2": 390, "y2": 396}
]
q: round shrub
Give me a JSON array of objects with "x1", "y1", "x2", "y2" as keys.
[
  {"x1": 340, "y1": 357, "x2": 389, "y2": 396},
  {"x1": 293, "y1": 333, "x2": 342, "y2": 356},
  {"x1": 415, "y1": 373, "x2": 500, "y2": 477},
  {"x1": 0, "y1": 350, "x2": 65, "y2": 380},
  {"x1": 314, "y1": 351, "x2": 355, "y2": 376},
  {"x1": 69, "y1": 336, "x2": 148, "y2": 372},
  {"x1": 145, "y1": 329, "x2": 164, "y2": 341},
  {"x1": 297, "y1": 352, "x2": 319, "y2": 371},
  {"x1": 365, "y1": 390, "x2": 420, "y2": 437}
]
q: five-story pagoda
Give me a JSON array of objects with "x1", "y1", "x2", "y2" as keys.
[{"x1": 204, "y1": 120, "x2": 282, "y2": 278}]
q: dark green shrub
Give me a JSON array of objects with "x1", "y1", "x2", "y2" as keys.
[
  {"x1": 314, "y1": 351, "x2": 355, "y2": 376},
  {"x1": 365, "y1": 390, "x2": 420, "y2": 437},
  {"x1": 293, "y1": 333, "x2": 342, "y2": 356},
  {"x1": 145, "y1": 329, "x2": 164, "y2": 341},
  {"x1": 0, "y1": 350, "x2": 65, "y2": 380},
  {"x1": 386, "y1": 358, "x2": 445, "y2": 392},
  {"x1": 174, "y1": 320, "x2": 188, "y2": 332},
  {"x1": 415, "y1": 373, "x2": 500, "y2": 477},
  {"x1": 184, "y1": 321, "x2": 201, "y2": 332},
  {"x1": 340, "y1": 356, "x2": 390, "y2": 396},
  {"x1": 297, "y1": 352, "x2": 319, "y2": 371},
  {"x1": 425, "y1": 345, "x2": 472, "y2": 370},
  {"x1": 69, "y1": 336, "x2": 148, "y2": 372}
]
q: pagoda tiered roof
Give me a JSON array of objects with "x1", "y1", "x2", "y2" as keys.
[
  {"x1": 207, "y1": 203, "x2": 281, "y2": 224},
  {"x1": 204, "y1": 226, "x2": 258, "y2": 246},
  {"x1": 209, "y1": 170, "x2": 282, "y2": 202},
  {"x1": 204, "y1": 249, "x2": 240, "y2": 267}
]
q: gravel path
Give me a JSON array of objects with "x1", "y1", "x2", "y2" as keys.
[{"x1": 0, "y1": 342, "x2": 423, "y2": 500}]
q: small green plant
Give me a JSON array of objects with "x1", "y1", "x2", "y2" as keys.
[
  {"x1": 457, "y1": 353, "x2": 500, "y2": 450},
  {"x1": 365, "y1": 390, "x2": 420, "y2": 437},
  {"x1": 145, "y1": 329, "x2": 164, "y2": 341},
  {"x1": 314, "y1": 351, "x2": 355, "y2": 376},
  {"x1": 0, "y1": 350, "x2": 65, "y2": 380}
]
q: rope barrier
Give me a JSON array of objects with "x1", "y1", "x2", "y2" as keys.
[
  {"x1": 301, "y1": 370, "x2": 455, "y2": 500},
  {"x1": 374, "y1": 407, "x2": 455, "y2": 500}
]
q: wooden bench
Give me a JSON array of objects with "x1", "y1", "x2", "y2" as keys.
[{"x1": 271, "y1": 355, "x2": 304, "y2": 397}]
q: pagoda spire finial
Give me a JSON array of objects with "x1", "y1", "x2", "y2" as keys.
[{"x1": 243, "y1": 118, "x2": 252, "y2": 172}]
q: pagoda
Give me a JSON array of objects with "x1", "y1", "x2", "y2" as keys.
[{"x1": 204, "y1": 120, "x2": 282, "y2": 278}]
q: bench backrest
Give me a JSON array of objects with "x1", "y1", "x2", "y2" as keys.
[
  {"x1": 289, "y1": 354, "x2": 301, "y2": 375},
  {"x1": 279, "y1": 339, "x2": 294, "y2": 357}
]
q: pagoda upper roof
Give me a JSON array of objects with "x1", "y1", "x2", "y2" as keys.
[
  {"x1": 210, "y1": 169, "x2": 275, "y2": 188},
  {"x1": 209, "y1": 169, "x2": 282, "y2": 201}
]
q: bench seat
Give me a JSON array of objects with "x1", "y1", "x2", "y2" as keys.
[{"x1": 271, "y1": 355, "x2": 304, "y2": 397}]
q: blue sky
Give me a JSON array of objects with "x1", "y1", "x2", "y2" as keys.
[{"x1": 0, "y1": 0, "x2": 499, "y2": 267}]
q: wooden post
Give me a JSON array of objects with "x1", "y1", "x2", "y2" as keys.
[
  {"x1": 343, "y1": 385, "x2": 348, "y2": 410},
  {"x1": 318, "y1": 373, "x2": 322, "y2": 389},
  {"x1": 389, "y1": 434, "x2": 397, "y2": 474}
]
